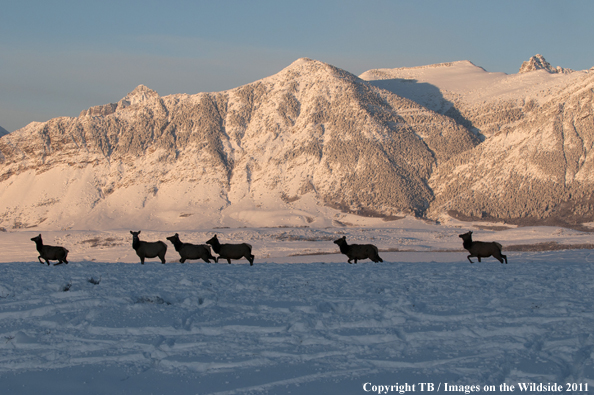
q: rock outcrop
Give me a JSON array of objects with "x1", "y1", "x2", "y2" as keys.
[{"x1": 519, "y1": 54, "x2": 573, "y2": 74}]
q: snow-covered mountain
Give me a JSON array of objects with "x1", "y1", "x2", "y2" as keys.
[
  {"x1": 361, "y1": 55, "x2": 594, "y2": 228},
  {"x1": 0, "y1": 58, "x2": 477, "y2": 230},
  {"x1": 1, "y1": 55, "x2": 593, "y2": 230}
]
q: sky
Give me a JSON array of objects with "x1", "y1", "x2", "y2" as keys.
[{"x1": 1, "y1": 0, "x2": 593, "y2": 133}]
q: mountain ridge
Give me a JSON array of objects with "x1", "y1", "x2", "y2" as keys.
[
  {"x1": 0, "y1": 58, "x2": 479, "y2": 230},
  {"x1": 360, "y1": 55, "x2": 594, "y2": 228},
  {"x1": 1, "y1": 55, "x2": 594, "y2": 230}
]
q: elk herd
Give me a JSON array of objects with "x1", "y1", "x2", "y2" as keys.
[{"x1": 29, "y1": 230, "x2": 508, "y2": 266}]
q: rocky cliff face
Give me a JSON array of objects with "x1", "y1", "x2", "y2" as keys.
[
  {"x1": 519, "y1": 54, "x2": 573, "y2": 74},
  {"x1": 0, "y1": 58, "x2": 478, "y2": 230}
]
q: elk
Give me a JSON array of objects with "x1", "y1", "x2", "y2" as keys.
[
  {"x1": 459, "y1": 231, "x2": 507, "y2": 264},
  {"x1": 166, "y1": 233, "x2": 217, "y2": 263},
  {"x1": 333, "y1": 236, "x2": 383, "y2": 264},
  {"x1": 30, "y1": 234, "x2": 69, "y2": 265},
  {"x1": 130, "y1": 231, "x2": 167, "y2": 264},
  {"x1": 205, "y1": 234, "x2": 254, "y2": 266}
]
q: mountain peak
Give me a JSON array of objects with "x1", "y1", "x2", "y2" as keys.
[
  {"x1": 519, "y1": 54, "x2": 573, "y2": 74},
  {"x1": 273, "y1": 57, "x2": 358, "y2": 85},
  {"x1": 127, "y1": 84, "x2": 157, "y2": 96},
  {"x1": 290, "y1": 57, "x2": 315, "y2": 66},
  {"x1": 0, "y1": 125, "x2": 9, "y2": 137},
  {"x1": 79, "y1": 85, "x2": 159, "y2": 117},
  {"x1": 119, "y1": 85, "x2": 159, "y2": 107}
]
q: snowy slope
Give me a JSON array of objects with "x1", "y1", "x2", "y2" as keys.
[
  {"x1": 361, "y1": 56, "x2": 594, "y2": 227},
  {"x1": 360, "y1": 58, "x2": 588, "y2": 137},
  {"x1": 1, "y1": 223, "x2": 594, "y2": 394}
]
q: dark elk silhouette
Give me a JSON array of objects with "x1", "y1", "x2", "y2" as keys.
[
  {"x1": 206, "y1": 234, "x2": 254, "y2": 266},
  {"x1": 130, "y1": 231, "x2": 167, "y2": 264},
  {"x1": 459, "y1": 231, "x2": 507, "y2": 264},
  {"x1": 31, "y1": 234, "x2": 69, "y2": 265},
  {"x1": 166, "y1": 233, "x2": 217, "y2": 263},
  {"x1": 333, "y1": 236, "x2": 383, "y2": 264}
]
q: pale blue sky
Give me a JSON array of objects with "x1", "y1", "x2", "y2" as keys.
[{"x1": 1, "y1": 0, "x2": 593, "y2": 132}]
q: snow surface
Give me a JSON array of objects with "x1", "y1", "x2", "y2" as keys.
[
  {"x1": 2, "y1": 219, "x2": 594, "y2": 394},
  {"x1": 360, "y1": 60, "x2": 589, "y2": 112}
]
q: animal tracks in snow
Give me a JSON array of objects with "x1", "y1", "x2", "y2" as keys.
[{"x1": 1, "y1": 251, "x2": 594, "y2": 393}]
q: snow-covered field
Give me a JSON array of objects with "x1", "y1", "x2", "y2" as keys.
[{"x1": 1, "y1": 219, "x2": 594, "y2": 394}]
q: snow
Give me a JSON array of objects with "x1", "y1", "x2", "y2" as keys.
[
  {"x1": 1, "y1": 219, "x2": 594, "y2": 394},
  {"x1": 360, "y1": 60, "x2": 589, "y2": 110}
]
